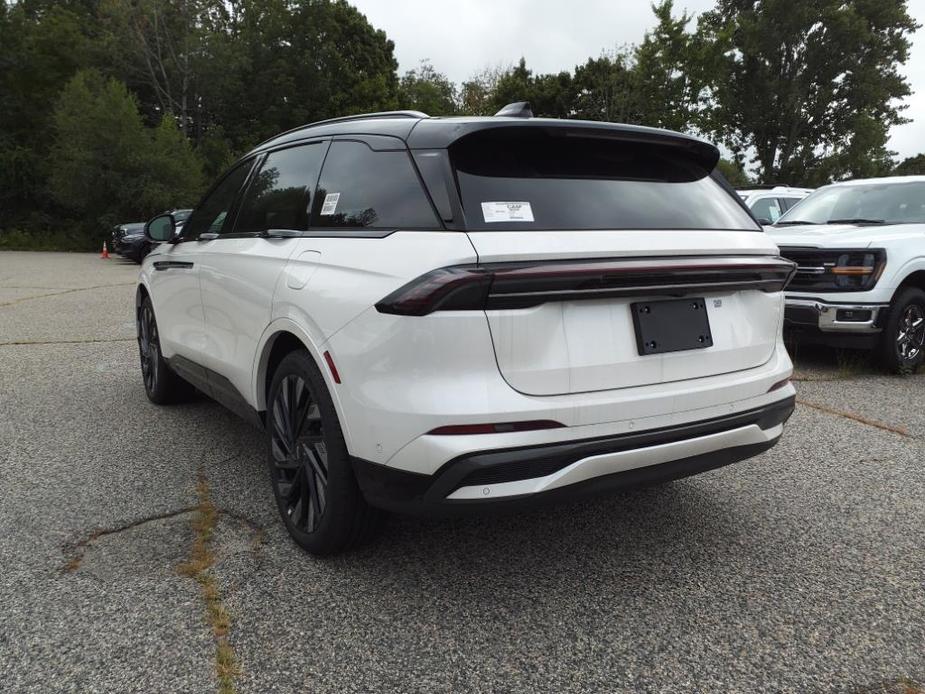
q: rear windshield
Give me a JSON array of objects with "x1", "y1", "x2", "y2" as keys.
[{"x1": 450, "y1": 129, "x2": 757, "y2": 231}]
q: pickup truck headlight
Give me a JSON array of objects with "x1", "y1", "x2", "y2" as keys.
[{"x1": 829, "y1": 250, "x2": 886, "y2": 290}]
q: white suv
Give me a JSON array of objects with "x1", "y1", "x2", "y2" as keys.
[
  {"x1": 138, "y1": 106, "x2": 797, "y2": 554},
  {"x1": 738, "y1": 186, "x2": 813, "y2": 224},
  {"x1": 768, "y1": 176, "x2": 925, "y2": 373}
]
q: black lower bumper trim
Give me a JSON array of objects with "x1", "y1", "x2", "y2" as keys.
[{"x1": 352, "y1": 395, "x2": 795, "y2": 517}]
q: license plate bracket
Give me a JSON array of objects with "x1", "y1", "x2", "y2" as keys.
[{"x1": 631, "y1": 298, "x2": 713, "y2": 355}]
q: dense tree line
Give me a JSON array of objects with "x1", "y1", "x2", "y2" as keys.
[{"x1": 0, "y1": 0, "x2": 920, "y2": 249}]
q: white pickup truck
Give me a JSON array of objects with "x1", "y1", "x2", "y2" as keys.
[{"x1": 767, "y1": 176, "x2": 925, "y2": 374}]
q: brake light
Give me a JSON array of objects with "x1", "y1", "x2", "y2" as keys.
[
  {"x1": 375, "y1": 267, "x2": 491, "y2": 316},
  {"x1": 375, "y1": 256, "x2": 796, "y2": 316},
  {"x1": 427, "y1": 420, "x2": 565, "y2": 435}
]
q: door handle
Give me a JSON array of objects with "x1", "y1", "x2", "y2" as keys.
[{"x1": 153, "y1": 261, "x2": 195, "y2": 271}]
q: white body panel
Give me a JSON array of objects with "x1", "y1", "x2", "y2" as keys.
[{"x1": 142, "y1": 226, "x2": 794, "y2": 486}]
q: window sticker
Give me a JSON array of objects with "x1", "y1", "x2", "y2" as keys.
[
  {"x1": 481, "y1": 201, "x2": 534, "y2": 223},
  {"x1": 320, "y1": 192, "x2": 340, "y2": 216}
]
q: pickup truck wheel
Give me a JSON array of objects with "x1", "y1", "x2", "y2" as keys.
[
  {"x1": 880, "y1": 287, "x2": 925, "y2": 375},
  {"x1": 266, "y1": 350, "x2": 382, "y2": 555},
  {"x1": 137, "y1": 296, "x2": 195, "y2": 403}
]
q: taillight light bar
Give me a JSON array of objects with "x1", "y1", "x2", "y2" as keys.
[
  {"x1": 427, "y1": 420, "x2": 565, "y2": 435},
  {"x1": 376, "y1": 256, "x2": 797, "y2": 316}
]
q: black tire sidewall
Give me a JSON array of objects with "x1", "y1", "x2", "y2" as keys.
[
  {"x1": 266, "y1": 350, "x2": 365, "y2": 555},
  {"x1": 882, "y1": 287, "x2": 925, "y2": 374}
]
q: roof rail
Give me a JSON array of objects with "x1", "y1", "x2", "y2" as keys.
[
  {"x1": 735, "y1": 184, "x2": 791, "y2": 190},
  {"x1": 253, "y1": 110, "x2": 430, "y2": 150}
]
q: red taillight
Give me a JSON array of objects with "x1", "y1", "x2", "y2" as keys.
[
  {"x1": 427, "y1": 420, "x2": 565, "y2": 436},
  {"x1": 375, "y1": 266, "x2": 492, "y2": 316},
  {"x1": 323, "y1": 350, "x2": 341, "y2": 384},
  {"x1": 375, "y1": 257, "x2": 796, "y2": 316}
]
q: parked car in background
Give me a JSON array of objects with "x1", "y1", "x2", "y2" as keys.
[
  {"x1": 115, "y1": 209, "x2": 192, "y2": 263},
  {"x1": 137, "y1": 106, "x2": 797, "y2": 554},
  {"x1": 738, "y1": 185, "x2": 813, "y2": 224},
  {"x1": 111, "y1": 222, "x2": 146, "y2": 261},
  {"x1": 768, "y1": 176, "x2": 925, "y2": 373}
]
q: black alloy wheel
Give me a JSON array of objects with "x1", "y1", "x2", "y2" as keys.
[
  {"x1": 265, "y1": 350, "x2": 381, "y2": 555},
  {"x1": 881, "y1": 287, "x2": 925, "y2": 375},
  {"x1": 269, "y1": 374, "x2": 329, "y2": 534},
  {"x1": 137, "y1": 296, "x2": 193, "y2": 404}
]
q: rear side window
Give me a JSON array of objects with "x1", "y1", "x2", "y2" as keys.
[
  {"x1": 235, "y1": 143, "x2": 326, "y2": 233},
  {"x1": 183, "y1": 160, "x2": 254, "y2": 239},
  {"x1": 311, "y1": 141, "x2": 439, "y2": 229},
  {"x1": 451, "y1": 129, "x2": 758, "y2": 231}
]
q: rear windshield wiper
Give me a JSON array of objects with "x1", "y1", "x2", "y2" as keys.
[
  {"x1": 827, "y1": 218, "x2": 885, "y2": 225},
  {"x1": 773, "y1": 220, "x2": 823, "y2": 226}
]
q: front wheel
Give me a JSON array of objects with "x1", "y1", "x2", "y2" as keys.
[
  {"x1": 137, "y1": 296, "x2": 194, "y2": 404},
  {"x1": 266, "y1": 350, "x2": 382, "y2": 555},
  {"x1": 879, "y1": 287, "x2": 925, "y2": 375}
]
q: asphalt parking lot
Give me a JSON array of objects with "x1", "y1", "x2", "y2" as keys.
[{"x1": 1, "y1": 250, "x2": 923, "y2": 693}]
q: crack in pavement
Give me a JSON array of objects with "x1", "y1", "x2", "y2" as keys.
[
  {"x1": 796, "y1": 398, "x2": 912, "y2": 438},
  {"x1": 0, "y1": 282, "x2": 135, "y2": 308},
  {"x1": 62, "y1": 506, "x2": 198, "y2": 573},
  {"x1": 0, "y1": 337, "x2": 136, "y2": 347}
]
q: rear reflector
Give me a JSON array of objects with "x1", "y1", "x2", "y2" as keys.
[
  {"x1": 376, "y1": 256, "x2": 797, "y2": 316},
  {"x1": 767, "y1": 378, "x2": 791, "y2": 393},
  {"x1": 427, "y1": 420, "x2": 565, "y2": 436}
]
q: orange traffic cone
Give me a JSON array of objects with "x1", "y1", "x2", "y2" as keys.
[{"x1": 100, "y1": 242, "x2": 110, "y2": 259}]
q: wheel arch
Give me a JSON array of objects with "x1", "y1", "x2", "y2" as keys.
[
  {"x1": 894, "y1": 270, "x2": 925, "y2": 298},
  {"x1": 251, "y1": 320, "x2": 352, "y2": 447}
]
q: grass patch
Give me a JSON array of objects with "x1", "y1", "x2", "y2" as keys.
[{"x1": 178, "y1": 472, "x2": 241, "y2": 694}]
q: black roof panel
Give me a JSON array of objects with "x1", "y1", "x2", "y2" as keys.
[{"x1": 246, "y1": 113, "x2": 719, "y2": 169}]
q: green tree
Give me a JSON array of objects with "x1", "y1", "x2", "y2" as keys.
[
  {"x1": 398, "y1": 60, "x2": 458, "y2": 115},
  {"x1": 715, "y1": 158, "x2": 752, "y2": 186},
  {"x1": 489, "y1": 58, "x2": 574, "y2": 118},
  {"x1": 572, "y1": 53, "x2": 640, "y2": 123},
  {"x1": 700, "y1": 0, "x2": 919, "y2": 185},
  {"x1": 0, "y1": 1, "x2": 95, "y2": 223},
  {"x1": 633, "y1": 0, "x2": 713, "y2": 132},
  {"x1": 894, "y1": 153, "x2": 925, "y2": 176},
  {"x1": 48, "y1": 70, "x2": 204, "y2": 242}
]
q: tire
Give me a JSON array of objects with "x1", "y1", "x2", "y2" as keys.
[
  {"x1": 137, "y1": 296, "x2": 195, "y2": 404},
  {"x1": 879, "y1": 287, "x2": 925, "y2": 375},
  {"x1": 266, "y1": 350, "x2": 382, "y2": 555}
]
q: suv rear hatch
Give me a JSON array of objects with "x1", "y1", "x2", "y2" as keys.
[{"x1": 449, "y1": 125, "x2": 791, "y2": 396}]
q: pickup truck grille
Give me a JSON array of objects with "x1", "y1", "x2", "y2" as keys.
[{"x1": 777, "y1": 246, "x2": 885, "y2": 292}]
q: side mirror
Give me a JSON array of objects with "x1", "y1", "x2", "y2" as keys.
[
  {"x1": 145, "y1": 213, "x2": 177, "y2": 243},
  {"x1": 757, "y1": 217, "x2": 772, "y2": 226}
]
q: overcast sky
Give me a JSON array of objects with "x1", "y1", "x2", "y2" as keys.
[{"x1": 353, "y1": 0, "x2": 925, "y2": 161}]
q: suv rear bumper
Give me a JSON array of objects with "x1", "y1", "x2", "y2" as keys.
[{"x1": 352, "y1": 395, "x2": 794, "y2": 516}]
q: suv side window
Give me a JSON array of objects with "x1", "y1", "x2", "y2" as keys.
[
  {"x1": 235, "y1": 143, "x2": 327, "y2": 234},
  {"x1": 780, "y1": 197, "x2": 801, "y2": 211},
  {"x1": 750, "y1": 196, "x2": 782, "y2": 223},
  {"x1": 183, "y1": 159, "x2": 254, "y2": 239},
  {"x1": 311, "y1": 140, "x2": 438, "y2": 230}
]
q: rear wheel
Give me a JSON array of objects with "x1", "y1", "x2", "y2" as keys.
[
  {"x1": 137, "y1": 296, "x2": 194, "y2": 404},
  {"x1": 880, "y1": 287, "x2": 925, "y2": 375},
  {"x1": 266, "y1": 350, "x2": 381, "y2": 555}
]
